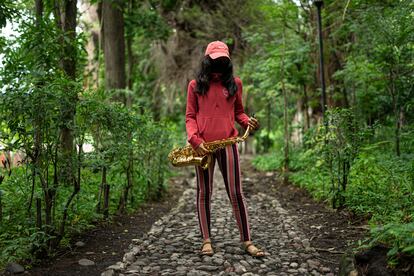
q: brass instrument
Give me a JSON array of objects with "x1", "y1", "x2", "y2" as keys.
[{"x1": 168, "y1": 125, "x2": 251, "y2": 170}]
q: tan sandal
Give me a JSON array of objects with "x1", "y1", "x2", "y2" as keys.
[
  {"x1": 243, "y1": 242, "x2": 265, "y2": 257},
  {"x1": 200, "y1": 240, "x2": 214, "y2": 256}
]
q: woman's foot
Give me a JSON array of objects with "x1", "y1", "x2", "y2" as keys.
[
  {"x1": 242, "y1": 241, "x2": 265, "y2": 257},
  {"x1": 200, "y1": 238, "x2": 214, "y2": 256}
]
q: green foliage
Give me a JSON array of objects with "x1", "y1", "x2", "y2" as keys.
[
  {"x1": 288, "y1": 146, "x2": 332, "y2": 201},
  {"x1": 252, "y1": 116, "x2": 414, "y2": 260},
  {"x1": 1, "y1": 0, "x2": 413, "y2": 270},
  {"x1": 253, "y1": 131, "x2": 414, "y2": 259},
  {"x1": 0, "y1": 7, "x2": 176, "y2": 269},
  {"x1": 252, "y1": 153, "x2": 282, "y2": 172},
  {"x1": 335, "y1": 0, "x2": 414, "y2": 129},
  {"x1": 315, "y1": 108, "x2": 366, "y2": 207},
  {"x1": 125, "y1": 2, "x2": 171, "y2": 41},
  {"x1": 0, "y1": 1, "x2": 18, "y2": 28},
  {"x1": 239, "y1": 0, "x2": 314, "y2": 154},
  {"x1": 345, "y1": 146, "x2": 414, "y2": 225},
  {"x1": 0, "y1": 169, "x2": 54, "y2": 267},
  {"x1": 248, "y1": 0, "x2": 414, "y2": 263},
  {"x1": 368, "y1": 222, "x2": 414, "y2": 262}
]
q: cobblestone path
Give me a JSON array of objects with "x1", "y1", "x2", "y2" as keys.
[{"x1": 102, "y1": 166, "x2": 335, "y2": 276}]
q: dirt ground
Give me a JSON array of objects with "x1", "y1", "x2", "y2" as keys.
[
  {"x1": 239, "y1": 157, "x2": 369, "y2": 273},
  {"x1": 240, "y1": 156, "x2": 414, "y2": 276},
  {"x1": 27, "y1": 171, "x2": 190, "y2": 276},
  {"x1": 21, "y1": 156, "x2": 413, "y2": 275}
]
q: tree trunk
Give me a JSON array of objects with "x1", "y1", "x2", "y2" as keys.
[
  {"x1": 101, "y1": 0, "x2": 127, "y2": 214},
  {"x1": 281, "y1": 22, "x2": 289, "y2": 184},
  {"x1": 97, "y1": 165, "x2": 107, "y2": 213},
  {"x1": 101, "y1": 0, "x2": 126, "y2": 103},
  {"x1": 80, "y1": 0, "x2": 100, "y2": 89},
  {"x1": 266, "y1": 102, "x2": 271, "y2": 152},
  {"x1": 36, "y1": 198, "x2": 42, "y2": 229},
  {"x1": 54, "y1": 0, "x2": 79, "y2": 247},
  {"x1": 118, "y1": 5, "x2": 135, "y2": 212},
  {"x1": 58, "y1": 0, "x2": 78, "y2": 187},
  {"x1": 35, "y1": 0, "x2": 43, "y2": 23},
  {"x1": 103, "y1": 183, "x2": 110, "y2": 219},
  {"x1": 28, "y1": 0, "x2": 44, "y2": 218},
  {"x1": 389, "y1": 69, "x2": 400, "y2": 156},
  {"x1": 34, "y1": 0, "x2": 56, "y2": 241},
  {"x1": 303, "y1": 84, "x2": 310, "y2": 131}
]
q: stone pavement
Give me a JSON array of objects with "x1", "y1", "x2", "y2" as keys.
[{"x1": 102, "y1": 165, "x2": 336, "y2": 276}]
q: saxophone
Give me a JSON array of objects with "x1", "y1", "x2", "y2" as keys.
[{"x1": 168, "y1": 125, "x2": 251, "y2": 170}]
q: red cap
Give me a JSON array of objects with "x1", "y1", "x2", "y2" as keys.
[{"x1": 205, "y1": 41, "x2": 230, "y2": 60}]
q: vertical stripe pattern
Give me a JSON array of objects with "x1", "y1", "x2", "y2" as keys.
[
  {"x1": 195, "y1": 162, "x2": 213, "y2": 239},
  {"x1": 195, "y1": 143, "x2": 251, "y2": 242}
]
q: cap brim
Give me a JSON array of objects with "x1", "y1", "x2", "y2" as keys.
[{"x1": 209, "y1": 52, "x2": 230, "y2": 60}]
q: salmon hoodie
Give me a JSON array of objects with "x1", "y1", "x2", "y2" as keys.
[{"x1": 185, "y1": 73, "x2": 250, "y2": 150}]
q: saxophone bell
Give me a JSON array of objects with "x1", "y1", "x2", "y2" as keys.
[{"x1": 195, "y1": 155, "x2": 210, "y2": 169}]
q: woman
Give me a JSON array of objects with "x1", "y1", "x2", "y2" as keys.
[{"x1": 185, "y1": 40, "x2": 265, "y2": 257}]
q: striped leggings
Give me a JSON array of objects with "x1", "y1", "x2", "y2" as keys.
[{"x1": 195, "y1": 143, "x2": 251, "y2": 242}]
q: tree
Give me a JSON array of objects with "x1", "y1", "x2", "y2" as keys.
[
  {"x1": 49, "y1": 0, "x2": 80, "y2": 244},
  {"x1": 100, "y1": 0, "x2": 127, "y2": 217},
  {"x1": 101, "y1": 0, "x2": 126, "y2": 103}
]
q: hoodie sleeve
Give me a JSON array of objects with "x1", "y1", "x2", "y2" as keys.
[
  {"x1": 234, "y1": 77, "x2": 250, "y2": 130},
  {"x1": 185, "y1": 80, "x2": 204, "y2": 149}
]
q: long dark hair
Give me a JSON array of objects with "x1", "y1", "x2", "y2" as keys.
[{"x1": 195, "y1": 56, "x2": 238, "y2": 97}]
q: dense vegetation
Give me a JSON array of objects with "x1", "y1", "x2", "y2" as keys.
[
  {"x1": 0, "y1": 0, "x2": 413, "y2": 270},
  {"x1": 249, "y1": 0, "x2": 414, "y2": 265},
  {"x1": 0, "y1": 0, "x2": 174, "y2": 268}
]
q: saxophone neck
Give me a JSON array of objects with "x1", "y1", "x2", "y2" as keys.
[
  {"x1": 240, "y1": 125, "x2": 250, "y2": 140},
  {"x1": 241, "y1": 114, "x2": 255, "y2": 140}
]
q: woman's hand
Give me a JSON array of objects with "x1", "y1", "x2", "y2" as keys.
[
  {"x1": 195, "y1": 142, "x2": 210, "y2": 156},
  {"x1": 248, "y1": 117, "x2": 260, "y2": 131}
]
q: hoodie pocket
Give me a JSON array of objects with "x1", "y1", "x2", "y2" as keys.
[
  {"x1": 199, "y1": 117, "x2": 233, "y2": 142},
  {"x1": 197, "y1": 117, "x2": 207, "y2": 134}
]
